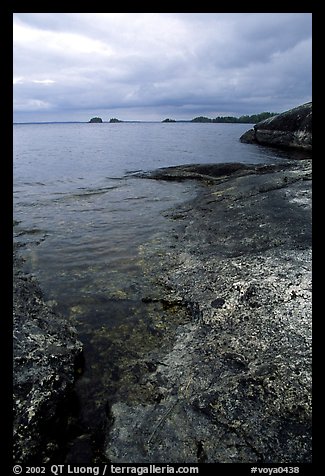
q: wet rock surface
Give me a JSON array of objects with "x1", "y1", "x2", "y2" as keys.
[
  {"x1": 13, "y1": 247, "x2": 83, "y2": 464},
  {"x1": 105, "y1": 159, "x2": 312, "y2": 463},
  {"x1": 240, "y1": 102, "x2": 312, "y2": 150}
]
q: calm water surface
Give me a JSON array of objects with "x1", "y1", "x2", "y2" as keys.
[
  {"x1": 13, "y1": 122, "x2": 291, "y2": 284},
  {"x1": 13, "y1": 122, "x2": 295, "y2": 461}
]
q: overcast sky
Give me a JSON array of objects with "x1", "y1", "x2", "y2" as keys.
[{"x1": 13, "y1": 13, "x2": 312, "y2": 122}]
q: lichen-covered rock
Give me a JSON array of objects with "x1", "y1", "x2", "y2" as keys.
[
  {"x1": 13, "y1": 249, "x2": 83, "y2": 464},
  {"x1": 240, "y1": 102, "x2": 312, "y2": 151},
  {"x1": 105, "y1": 160, "x2": 312, "y2": 463}
]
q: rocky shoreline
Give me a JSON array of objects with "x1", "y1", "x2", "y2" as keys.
[
  {"x1": 13, "y1": 100, "x2": 312, "y2": 463},
  {"x1": 13, "y1": 158, "x2": 312, "y2": 464},
  {"x1": 105, "y1": 158, "x2": 312, "y2": 463},
  {"x1": 13, "y1": 246, "x2": 83, "y2": 464}
]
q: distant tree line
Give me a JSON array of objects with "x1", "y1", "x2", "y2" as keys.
[
  {"x1": 191, "y1": 112, "x2": 278, "y2": 124},
  {"x1": 90, "y1": 112, "x2": 278, "y2": 125}
]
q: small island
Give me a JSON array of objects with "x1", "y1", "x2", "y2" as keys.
[
  {"x1": 109, "y1": 118, "x2": 123, "y2": 123},
  {"x1": 162, "y1": 118, "x2": 176, "y2": 123},
  {"x1": 89, "y1": 117, "x2": 103, "y2": 123}
]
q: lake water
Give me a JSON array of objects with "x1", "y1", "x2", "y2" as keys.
[
  {"x1": 14, "y1": 122, "x2": 292, "y2": 301},
  {"x1": 13, "y1": 122, "x2": 297, "y2": 461}
]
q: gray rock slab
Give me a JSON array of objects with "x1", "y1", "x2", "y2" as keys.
[{"x1": 104, "y1": 159, "x2": 312, "y2": 463}]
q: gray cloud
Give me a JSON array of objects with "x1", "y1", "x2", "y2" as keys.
[{"x1": 13, "y1": 13, "x2": 312, "y2": 122}]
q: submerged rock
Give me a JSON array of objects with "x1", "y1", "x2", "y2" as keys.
[
  {"x1": 139, "y1": 162, "x2": 253, "y2": 182},
  {"x1": 13, "y1": 248, "x2": 83, "y2": 464},
  {"x1": 105, "y1": 159, "x2": 312, "y2": 463},
  {"x1": 240, "y1": 102, "x2": 312, "y2": 151}
]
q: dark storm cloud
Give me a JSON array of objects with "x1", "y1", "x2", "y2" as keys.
[{"x1": 13, "y1": 13, "x2": 312, "y2": 122}]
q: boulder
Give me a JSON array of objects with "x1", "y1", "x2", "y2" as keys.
[{"x1": 240, "y1": 102, "x2": 312, "y2": 151}]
